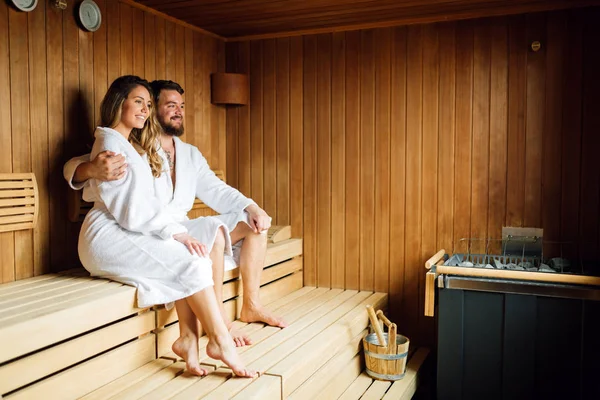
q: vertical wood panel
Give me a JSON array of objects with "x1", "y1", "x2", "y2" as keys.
[
  {"x1": 488, "y1": 21, "x2": 508, "y2": 254},
  {"x1": 523, "y1": 14, "x2": 546, "y2": 228},
  {"x1": 316, "y1": 33, "x2": 332, "y2": 288},
  {"x1": 263, "y1": 39, "x2": 277, "y2": 217},
  {"x1": 374, "y1": 28, "x2": 391, "y2": 294},
  {"x1": 303, "y1": 35, "x2": 317, "y2": 286},
  {"x1": 63, "y1": 0, "x2": 82, "y2": 268},
  {"x1": 331, "y1": 32, "x2": 345, "y2": 289},
  {"x1": 344, "y1": 30, "x2": 360, "y2": 290},
  {"x1": 46, "y1": 0, "x2": 65, "y2": 271},
  {"x1": 359, "y1": 29, "x2": 375, "y2": 291},
  {"x1": 226, "y1": 43, "x2": 239, "y2": 189},
  {"x1": 437, "y1": 22, "x2": 456, "y2": 253},
  {"x1": 276, "y1": 38, "x2": 290, "y2": 226},
  {"x1": 560, "y1": 11, "x2": 583, "y2": 257},
  {"x1": 580, "y1": 10, "x2": 600, "y2": 260},
  {"x1": 0, "y1": 1, "x2": 14, "y2": 282},
  {"x1": 192, "y1": 32, "x2": 204, "y2": 160},
  {"x1": 184, "y1": 28, "x2": 195, "y2": 149},
  {"x1": 543, "y1": 12, "x2": 566, "y2": 253},
  {"x1": 289, "y1": 37, "x2": 303, "y2": 238},
  {"x1": 144, "y1": 12, "x2": 156, "y2": 81},
  {"x1": 389, "y1": 26, "x2": 407, "y2": 324},
  {"x1": 9, "y1": 7, "x2": 33, "y2": 280},
  {"x1": 420, "y1": 24, "x2": 438, "y2": 341},
  {"x1": 79, "y1": 29, "x2": 94, "y2": 138},
  {"x1": 217, "y1": 40, "x2": 227, "y2": 171},
  {"x1": 506, "y1": 15, "x2": 527, "y2": 228},
  {"x1": 28, "y1": 4, "x2": 50, "y2": 276},
  {"x1": 132, "y1": 8, "x2": 144, "y2": 77},
  {"x1": 119, "y1": 3, "x2": 133, "y2": 76},
  {"x1": 403, "y1": 25, "x2": 423, "y2": 340},
  {"x1": 106, "y1": 0, "x2": 120, "y2": 84},
  {"x1": 164, "y1": 21, "x2": 175, "y2": 80},
  {"x1": 471, "y1": 22, "x2": 491, "y2": 254},
  {"x1": 155, "y1": 17, "x2": 166, "y2": 78},
  {"x1": 453, "y1": 22, "x2": 473, "y2": 254},
  {"x1": 175, "y1": 25, "x2": 185, "y2": 89},
  {"x1": 238, "y1": 41, "x2": 252, "y2": 197},
  {"x1": 93, "y1": 0, "x2": 108, "y2": 126},
  {"x1": 250, "y1": 40, "x2": 264, "y2": 206}
]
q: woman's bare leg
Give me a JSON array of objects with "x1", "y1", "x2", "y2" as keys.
[
  {"x1": 186, "y1": 287, "x2": 257, "y2": 378},
  {"x1": 172, "y1": 300, "x2": 206, "y2": 376}
]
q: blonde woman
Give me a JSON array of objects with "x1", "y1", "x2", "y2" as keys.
[{"x1": 78, "y1": 75, "x2": 256, "y2": 378}]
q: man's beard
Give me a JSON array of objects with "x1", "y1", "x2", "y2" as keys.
[{"x1": 160, "y1": 118, "x2": 185, "y2": 137}]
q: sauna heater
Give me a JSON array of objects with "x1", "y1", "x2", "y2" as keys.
[{"x1": 429, "y1": 228, "x2": 600, "y2": 400}]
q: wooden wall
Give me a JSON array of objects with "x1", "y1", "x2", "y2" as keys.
[
  {"x1": 0, "y1": 0, "x2": 226, "y2": 282},
  {"x1": 226, "y1": 7, "x2": 600, "y2": 344}
]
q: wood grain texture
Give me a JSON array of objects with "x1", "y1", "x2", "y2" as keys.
[
  {"x1": 135, "y1": 0, "x2": 596, "y2": 39},
  {"x1": 0, "y1": 0, "x2": 226, "y2": 282},
  {"x1": 227, "y1": 9, "x2": 600, "y2": 345}
]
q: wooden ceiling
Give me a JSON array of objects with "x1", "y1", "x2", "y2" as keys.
[{"x1": 134, "y1": 0, "x2": 599, "y2": 39}]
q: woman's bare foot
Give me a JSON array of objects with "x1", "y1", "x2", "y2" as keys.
[
  {"x1": 172, "y1": 335, "x2": 208, "y2": 376},
  {"x1": 240, "y1": 305, "x2": 288, "y2": 328},
  {"x1": 206, "y1": 334, "x2": 258, "y2": 378}
]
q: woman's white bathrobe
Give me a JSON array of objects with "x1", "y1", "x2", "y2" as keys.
[
  {"x1": 79, "y1": 127, "x2": 221, "y2": 308},
  {"x1": 66, "y1": 135, "x2": 256, "y2": 286}
]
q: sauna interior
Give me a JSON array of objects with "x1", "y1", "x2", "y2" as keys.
[{"x1": 1, "y1": 0, "x2": 600, "y2": 399}]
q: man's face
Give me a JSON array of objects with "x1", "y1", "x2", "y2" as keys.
[{"x1": 157, "y1": 89, "x2": 185, "y2": 137}]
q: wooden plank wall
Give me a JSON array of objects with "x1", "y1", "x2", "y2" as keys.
[
  {"x1": 0, "y1": 0, "x2": 225, "y2": 282},
  {"x1": 226, "y1": 7, "x2": 600, "y2": 345}
]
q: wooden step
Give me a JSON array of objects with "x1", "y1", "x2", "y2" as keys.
[{"x1": 77, "y1": 288, "x2": 389, "y2": 400}]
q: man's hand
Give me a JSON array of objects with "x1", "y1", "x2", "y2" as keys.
[
  {"x1": 245, "y1": 204, "x2": 272, "y2": 233},
  {"x1": 173, "y1": 233, "x2": 208, "y2": 257},
  {"x1": 89, "y1": 151, "x2": 127, "y2": 181},
  {"x1": 73, "y1": 151, "x2": 127, "y2": 184}
]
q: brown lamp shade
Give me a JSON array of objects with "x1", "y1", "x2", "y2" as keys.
[{"x1": 210, "y1": 73, "x2": 249, "y2": 105}]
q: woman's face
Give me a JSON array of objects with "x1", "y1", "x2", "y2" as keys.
[{"x1": 118, "y1": 85, "x2": 152, "y2": 131}]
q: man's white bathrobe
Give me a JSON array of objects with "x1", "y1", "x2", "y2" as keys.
[{"x1": 66, "y1": 133, "x2": 255, "y2": 307}]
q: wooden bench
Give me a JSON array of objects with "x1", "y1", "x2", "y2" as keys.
[{"x1": 1, "y1": 171, "x2": 429, "y2": 399}]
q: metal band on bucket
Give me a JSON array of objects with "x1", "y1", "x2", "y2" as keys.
[
  {"x1": 364, "y1": 349, "x2": 408, "y2": 360},
  {"x1": 365, "y1": 368, "x2": 406, "y2": 381}
]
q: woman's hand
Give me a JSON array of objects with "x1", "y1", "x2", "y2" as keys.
[
  {"x1": 173, "y1": 233, "x2": 208, "y2": 257},
  {"x1": 245, "y1": 204, "x2": 272, "y2": 233}
]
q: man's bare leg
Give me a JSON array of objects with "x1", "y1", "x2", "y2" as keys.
[
  {"x1": 211, "y1": 226, "x2": 251, "y2": 347},
  {"x1": 172, "y1": 300, "x2": 206, "y2": 376},
  {"x1": 230, "y1": 222, "x2": 288, "y2": 328},
  {"x1": 185, "y1": 286, "x2": 257, "y2": 377}
]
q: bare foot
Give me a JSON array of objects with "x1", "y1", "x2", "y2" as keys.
[
  {"x1": 172, "y1": 335, "x2": 208, "y2": 377},
  {"x1": 230, "y1": 328, "x2": 253, "y2": 347},
  {"x1": 206, "y1": 334, "x2": 258, "y2": 378},
  {"x1": 240, "y1": 305, "x2": 288, "y2": 328}
]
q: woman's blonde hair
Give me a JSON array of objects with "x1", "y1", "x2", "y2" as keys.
[{"x1": 100, "y1": 75, "x2": 163, "y2": 177}]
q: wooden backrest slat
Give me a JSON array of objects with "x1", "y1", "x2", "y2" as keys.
[
  {"x1": 0, "y1": 173, "x2": 39, "y2": 233},
  {"x1": 0, "y1": 205, "x2": 35, "y2": 217}
]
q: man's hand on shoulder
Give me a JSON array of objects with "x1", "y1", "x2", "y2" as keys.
[
  {"x1": 245, "y1": 204, "x2": 272, "y2": 234},
  {"x1": 86, "y1": 151, "x2": 127, "y2": 182}
]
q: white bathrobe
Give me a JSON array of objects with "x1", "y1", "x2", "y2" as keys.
[
  {"x1": 78, "y1": 127, "x2": 217, "y2": 308},
  {"x1": 65, "y1": 136, "x2": 255, "y2": 281}
]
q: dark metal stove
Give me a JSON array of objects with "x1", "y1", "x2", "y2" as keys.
[{"x1": 427, "y1": 228, "x2": 600, "y2": 400}]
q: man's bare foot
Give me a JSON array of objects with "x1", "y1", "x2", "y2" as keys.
[
  {"x1": 220, "y1": 306, "x2": 252, "y2": 347},
  {"x1": 230, "y1": 328, "x2": 253, "y2": 347},
  {"x1": 172, "y1": 335, "x2": 208, "y2": 376},
  {"x1": 206, "y1": 334, "x2": 258, "y2": 378},
  {"x1": 240, "y1": 305, "x2": 288, "y2": 328}
]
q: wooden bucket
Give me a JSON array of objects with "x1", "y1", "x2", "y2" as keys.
[{"x1": 363, "y1": 332, "x2": 410, "y2": 381}]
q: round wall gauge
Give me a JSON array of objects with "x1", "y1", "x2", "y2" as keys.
[
  {"x1": 10, "y1": 0, "x2": 38, "y2": 12},
  {"x1": 78, "y1": 0, "x2": 102, "y2": 32}
]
